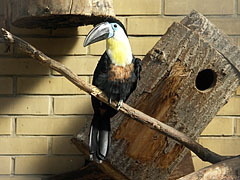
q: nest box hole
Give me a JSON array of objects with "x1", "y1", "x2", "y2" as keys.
[{"x1": 195, "y1": 69, "x2": 216, "y2": 92}]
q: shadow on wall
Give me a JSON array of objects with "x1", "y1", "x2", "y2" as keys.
[{"x1": 0, "y1": 26, "x2": 95, "y2": 177}]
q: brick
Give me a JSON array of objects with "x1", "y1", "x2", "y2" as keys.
[
  {"x1": 217, "y1": 96, "x2": 240, "y2": 115},
  {"x1": 127, "y1": 17, "x2": 181, "y2": 35},
  {"x1": 209, "y1": 18, "x2": 240, "y2": 35},
  {"x1": 0, "y1": 157, "x2": 11, "y2": 174},
  {"x1": 88, "y1": 40, "x2": 105, "y2": 55},
  {"x1": 165, "y1": 0, "x2": 234, "y2": 15},
  {"x1": 0, "y1": 177, "x2": 41, "y2": 180},
  {"x1": 0, "y1": 42, "x2": 13, "y2": 55},
  {"x1": 16, "y1": 116, "x2": 88, "y2": 135},
  {"x1": 0, "y1": 137, "x2": 47, "y2": 154},
  {"x1": 129, "y1": 37, "x2": 160, "y2": 55},
  {"x1": 198, "y1": 137, "x2": 240, "y2": 155},
  {"x1": 17, "y1": 37, "x2": 87, "y2": 56},
  {"x1": 192, "y1": 156, "x2": 211, "y2": 171},
  {"x1": 52, "y1": 56, "x2": 99, "y2": 75},
  {"x1": 17, "y1": 76, "x2": 87, "y2": 95},
  {"x1": 0, "y1": 77, "x2": 12, "y2": 94},
  {"x1": 52, "y1": 137, "x2": 81, "y2": 154},
  {"x1": 236, "y1": 86, "x2": 240, "y2": 95},
  {"x1": 0, "y1": 97, "x2": 49, "y2": 115},
  {"x1": 54, "y1": 96, "x2": 93, "y2": 115},
  {"x1": 0, "y1": 118, "x2": 11, "y2": 135},
  {"x1": 201, "y1": 117, "x2": 234, "y2": 135},
  {"x1": 236, "y1": 118, "x2": 240, "y2": 135},
  {"x1": 15, "y1": 156, "x2": 85, "y2": 174},
  {"x1": 52, "y1": 25, "x2": 93, "y2": 36},
  {"x1": 113, "y1": 0, "x2": 161, "y2": 15},
  {"x1": 238, "y1": 0, "x2": 240, "y2": 14},
  {"x1": 0, "y1": 1, "x2": 5, "y2": 15},
  {"x1": 10, "y1": 25, "x2": 51, "y2": 36},
  {"x1": 0, "y1": 58, "x2": 50, "y2": 75}
]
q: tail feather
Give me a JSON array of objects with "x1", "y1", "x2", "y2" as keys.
[{"x1": 89, "y1": 114, "x2": 110, "y2": 162}]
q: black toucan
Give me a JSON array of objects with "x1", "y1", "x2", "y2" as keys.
[{"x1": 83, "y1": 18, "x2": 141, "y2": 163}]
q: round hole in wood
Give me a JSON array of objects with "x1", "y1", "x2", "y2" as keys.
[{"x1": 195, "y1": 69, "x2": 217, "y2": 92}]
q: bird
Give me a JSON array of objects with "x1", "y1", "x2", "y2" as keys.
[{"x1": 83, "y1": 17, "x2": 142, "y2": 163}]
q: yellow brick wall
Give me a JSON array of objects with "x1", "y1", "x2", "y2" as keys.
[{"x1": 0, "y1": 0, "x2": 239, "y2": 179}]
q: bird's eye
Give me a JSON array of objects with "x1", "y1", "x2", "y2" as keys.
[{"x1": 114, "y1": 24, "x2": 117, "y2": 28}]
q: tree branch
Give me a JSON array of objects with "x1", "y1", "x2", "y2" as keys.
[{"x1": 1, "y1": 28, "x2": 237, "y2": 164}]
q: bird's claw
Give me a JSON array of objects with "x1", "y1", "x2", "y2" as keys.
[
  {"x1": 108, "y1": 98, "x2": 112, "y2": 104},
  {"x1": 89, "y1": 154, "x2": 94, "y2": 161},
  {"x1": 117, "y1": 100, "x2": 123, "y2": 111}
]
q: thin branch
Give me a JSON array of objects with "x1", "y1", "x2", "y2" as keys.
[{"x1": 1, "y1": 28, "x2": 237, "y2": 164}]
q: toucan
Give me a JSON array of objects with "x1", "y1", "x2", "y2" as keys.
[{"x1": 83, "y1": 18, "x2": 141, "y2": 163}]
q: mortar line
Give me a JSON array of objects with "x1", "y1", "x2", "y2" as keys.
[
  {"x1": 11, "y1": 156, "x2": 15, "y2": 175},
  {"x1": 11, "y1": 117, "x2": 16, "y2": 137}
]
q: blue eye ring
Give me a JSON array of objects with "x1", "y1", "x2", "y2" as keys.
[{"x1": 111, "y1": 23, "x2": 118, "y2": 30}]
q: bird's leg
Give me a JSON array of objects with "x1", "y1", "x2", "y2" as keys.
[{"x1": 117, "y1": 99, "x2": 123, "y2": 111}]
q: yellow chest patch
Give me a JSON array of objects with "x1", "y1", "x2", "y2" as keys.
[{"x1": 107, "y1": 38, "x2": 129, "y2": 66}]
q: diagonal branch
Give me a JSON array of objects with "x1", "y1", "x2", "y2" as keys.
[{"x1": 1, "y1": 28, "x2": 238, "y2": 164}]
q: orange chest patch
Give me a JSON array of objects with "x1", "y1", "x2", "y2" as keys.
[{"x1": 108, "y1": 64, "x2": 134, "y2": 81}]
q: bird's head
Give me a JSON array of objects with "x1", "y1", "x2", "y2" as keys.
[
  {"x1": 83, "y1": 18, "x2": 127, "y2": 47},
  {"x1": 84, "y1": 18, "x2": 132, "y2": 66}
]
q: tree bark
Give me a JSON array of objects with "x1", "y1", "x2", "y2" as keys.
[
  {"x1": 179, "y1": 156, "x2": 240, "y2": 180},
  {"x1": 9, "y1": 0, "x2": 115, "y2": 28}
]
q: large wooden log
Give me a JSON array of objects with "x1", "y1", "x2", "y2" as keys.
[
  {"x1": 9, "y1": 0, "x2": 115, "y2": 28},
  {"x1": 77, "y1": 11, "x2": 240, "y2": 180},
  {"x1": 179, "y1": 156, "x2": 240, "y2": 180}
]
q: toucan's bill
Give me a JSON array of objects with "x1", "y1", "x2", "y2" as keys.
[{"x1": 83, "y1": 22, "x2": 114, "y2": 47}]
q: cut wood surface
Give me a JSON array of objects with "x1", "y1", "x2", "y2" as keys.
[
  {"x1": 9, "y1": 0, "x2": 115, "y2": 28},
  {"x1": 181, "y1": 10, "x2": 240, "y2": 75}
]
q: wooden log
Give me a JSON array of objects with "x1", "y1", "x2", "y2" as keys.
[
  {"x1": 9, "y1": 0, "x2": 115, "y2": 28},
  {"x1": 179, "y1": 156, "x2": 240, "y2": 180},
  {"x1": 46, "y1": 162, "x2": 115, "y2": 180},
  {"x1": 77, "y1": 11, "x2": 240, "y2": 180},
  {"x1": 167, "y1": 151, "x2": 194, "y2": 180}
]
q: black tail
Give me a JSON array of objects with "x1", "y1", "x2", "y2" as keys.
[{"x1": 89, "y1": 114, "x2": 110, "y2": 162}]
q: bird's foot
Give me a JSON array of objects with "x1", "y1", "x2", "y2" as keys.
[
  {"x1": 108, "y1": 98, "x2": 112, "y2": 104},
  {"x1": 89, "y1": 154, "x2": 94, "y2": 161},
  {"x1": 96, "y1": 159, "x2": 103, "y2": 164},
  {"x1": 117, "y1": 100, "x2": 123, "y2": 111},
  {"x1": 89, "y1": 154, "x2": 103, "y2": 163}
]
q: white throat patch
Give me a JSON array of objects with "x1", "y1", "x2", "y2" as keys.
[{"x1": 106, "y1": 28, "x2": 132, "y2": 67}]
